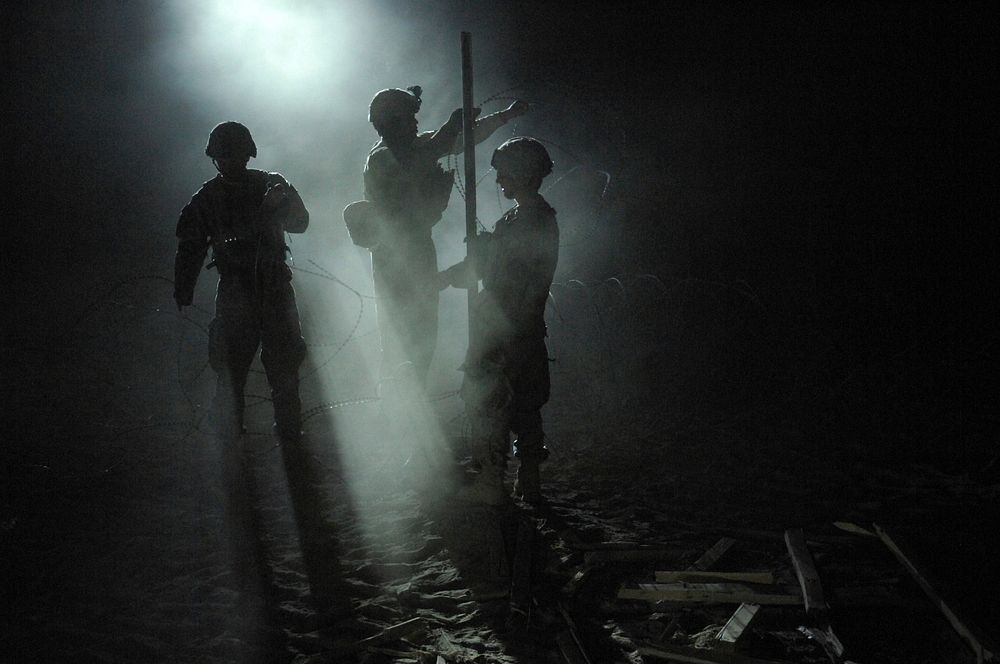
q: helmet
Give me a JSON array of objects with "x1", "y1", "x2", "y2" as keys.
[
  {"x1": 205, "y1": 121, "x2": 257, "y2": 159},
  {"x1": 368, "y1": 86, "x2": 422, "y2": 126},
  {"x1": 491, "y1": 137, "x2": 553, "y2": 179}
]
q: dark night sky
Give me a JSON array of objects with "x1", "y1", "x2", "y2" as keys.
[{"x1": 3, "y1": 1, "x2": 997, "y2": 464}]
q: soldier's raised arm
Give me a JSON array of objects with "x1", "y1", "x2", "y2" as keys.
[
  {"x1": 423, "y1": 106, "x2": 467, "y2": 158},
  {"x1": 445, "y1": 99, "x2": 531, "y2": 156}
]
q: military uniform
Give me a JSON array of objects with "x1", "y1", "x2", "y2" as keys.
[
  {"x1": 363, "y1": 133, "x2": 455, "y2": 383},
  {"x1": 463, "y1": 192, "x2": 559, "y2": 468},
  {"x1": 362, "y1": 90, "x2": 513, "y2": 384},
  {"x1": 174, "y1": 169, "x2": 309, "y2": 439}
]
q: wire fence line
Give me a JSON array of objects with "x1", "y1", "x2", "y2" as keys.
[{"x1": 7, "y1": 259, "x2": 784, "y2": 495}]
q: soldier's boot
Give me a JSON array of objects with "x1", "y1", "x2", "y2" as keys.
[{"x1": 513, "y1": 457, "x2": 542, "y2": 504}]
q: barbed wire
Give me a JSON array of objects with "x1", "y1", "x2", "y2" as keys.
[
  {"x1": 442, "y1": 85, "x2": 619, "y2": 249},
  {"x1": 290, "y1": 261, "x2": 367, "y2": 384},
  {"x1": 8, "y1": 233, "x2": 794, "y2": 506},
  {"x1": 301, "y1": 396, "x2": 383, "y2": 423}
]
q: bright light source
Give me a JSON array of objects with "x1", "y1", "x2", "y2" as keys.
[
  {"x1": 160, "y1": 1, "x2": 464, "y2": 564},
  {"x1": 203, "y1": 0, "x2": 326, "y2": 83},
  {"x1": 163, "y1": 0, "x2": 363, "y2": 114}
]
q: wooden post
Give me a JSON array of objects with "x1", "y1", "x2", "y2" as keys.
[
  {"x1": 784, "y1": 528, "x2": 829, "y2": 613},
  {"x1": 461, "y1": 32, "x2": 478, "y2": 330},
  {"x1": 875, "y1": 523, "x2": 998, "y2": 663}
]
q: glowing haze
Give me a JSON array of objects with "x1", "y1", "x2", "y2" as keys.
[{"x1": 155, "y1": 0, "x2": 545, "y2": 520}]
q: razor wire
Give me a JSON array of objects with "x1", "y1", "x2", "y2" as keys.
[
  {"x1": 6, "y1": 65, "x2": 782, "y2": 492},
  {"x1": 6, "y1": 269, "x2": 715, "y2": 488},
  {"x1": 444, "y1": 85, "x2": 622, "y2": 258}
]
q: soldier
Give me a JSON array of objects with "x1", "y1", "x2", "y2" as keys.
[
  {"x1": 174, "y1": 123, "x2": 345, "y2": 614},
  {"x1": 439, "y1": 137, "x2": 558, "y2": 504},
  {"x1": 174, "y1": 121, "x2": 309, "y2": 443},
  {"x1": 358, "y1": 85, "x2": 529, "y2": 386}
]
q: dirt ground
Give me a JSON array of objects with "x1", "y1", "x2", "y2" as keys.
[
  {"x1": 4, "y1": 271, "x2": 996, "y2": 664},
  {"x1": 5, "y1": 3, "x2": 996, "y2": 662}
]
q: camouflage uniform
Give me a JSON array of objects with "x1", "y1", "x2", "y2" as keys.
[
  {"x1": 174, "y1": 169, "x2": 309, "y2": 440},
  {"x1": 363, "y1": 134, "x2": 455, "y2": 384},
  {"x1": 463, "y1": 193, "x2": 559, "y2": 468},
  {"x1": 363, "y1": 95, "x2": 513, "y2": 384}
]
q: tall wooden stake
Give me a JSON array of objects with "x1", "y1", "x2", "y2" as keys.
[{"x1": 461, "y1": 32, "x2": 478, "y2": 328}]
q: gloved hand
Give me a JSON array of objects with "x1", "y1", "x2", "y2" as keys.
[
  {"x1": 447, "y1": 106, "x2": 481, "y2": 130},
  {"x1": 438, "y1": 260, "x2": 475, "y2": 290},
  {"x1": 262, "y1": 182, "x2": 288, "y2": 210}
]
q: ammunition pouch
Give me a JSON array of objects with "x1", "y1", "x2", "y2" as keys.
[
  {"x1": 211, "y1": 238, "x2": 291, "y2": 286},
  {"x1": 212, "y1": 238, "x2": 257, "y2": 272}
]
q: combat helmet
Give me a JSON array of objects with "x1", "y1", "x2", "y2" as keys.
[
  {"x1": 205, "y1": 121, "x2": 257, "y2": 159},
  {"x1": 491, "y1": 137, "x2": 553, "y2": 179},
  {"x1": 368, "y1": 86, "x2": 422, "y2": 127}
]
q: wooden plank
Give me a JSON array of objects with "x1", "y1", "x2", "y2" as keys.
[
  {"x1": 556, "y1": 630, "x2": 593, "y2": 664},
  {"x1": 658, "y1": 536, "x2": 740, "y2": 642},
  {"x1": 689, "y1": 536, "x2": 737, "y2": 571},
  {"x1": 637, "y1": 639, "x2": 794, "y2": 664},
  {"x1": 618, "y1": 582, "x2": 801, "y2": 605},
  {"x1": 715, "y1": 602, "x2": 761, "y2": 652},
  {"x1": 833, "y1": 520, "x2": 876, "y2": 537},
  {"x1": 556, "y1": 602, "x2": 593, "y2": 664},
  {"x1": 655, "y1": 570, "x2": 775, "y2": 584},
  {"x1": 874, "y1": 523, "x2": 998, "y2": 664},
  {"x1": 784, "y1": 528, "x2": 828, "y2": 612},
  {"x1": 303, "y1": 617, "x2": 428, "y2": 662}
]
